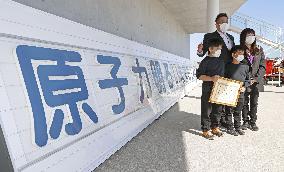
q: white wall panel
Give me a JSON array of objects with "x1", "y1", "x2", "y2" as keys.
[{"x1": 0, "y1": 0, "x2": 199, "y2": 171}]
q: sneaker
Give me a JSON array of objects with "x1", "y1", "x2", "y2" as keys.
[
  {"x1": 211, "y1": 127, "x2": 223, "y2": 137},
  {"x1": 236, "y1": 129, "x2": 245, "y2": 135},
  {"x1": 241, "y1": 122, "x2": 249, "y2": 130},
  {"x1": 202, "y1": 131, "x2": 214, "y2": 140},
  {"x1": 227, "y1": 129, "x2": 238, "y2": 136},
  {"x1": 250, "y1": 124, "x2": 259, "y2": 131}
]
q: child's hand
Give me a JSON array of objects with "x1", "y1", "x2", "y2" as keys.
[
  {"x1": 240, "y1": 87, "x2": 246, "y2": 92},
  {"x1": 212, "y1": 75, "x2": 219, "y2": 82}
]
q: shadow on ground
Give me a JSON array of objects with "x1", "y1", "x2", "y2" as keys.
[
  {"x1": 263, "y1": 90, "x2": 284, "y2": 93},
  {"x1": 183, "y1": 95, "x2": 201, "y2": 100},
  {"x1": 94, "y1": 102, "x2": 201, "y2": 172}
]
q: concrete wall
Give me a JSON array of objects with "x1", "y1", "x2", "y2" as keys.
[
  {"x1": 0, "y1": 1, "x2": 198, "y2": 171},
  {"x1": 13, "y1": 0, "x2": 190, "y2": 58}
]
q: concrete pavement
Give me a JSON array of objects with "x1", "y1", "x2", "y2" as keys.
[{"x1": 94, "y1": 85, "x2": 284, "y2": 172}]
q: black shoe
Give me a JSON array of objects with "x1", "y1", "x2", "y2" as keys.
[
  {"x1": 250, "y1": 124, "x2": 259, "y2": 131},
  {"x1": 220, "y1": 122, "x2": 227, "y2": 129},
  {"x1": 227, "y1": 129, "x2": 238, "y2": 136},
  {"x1": 236, "y1": 129, "x2": 245, "y2": 135},
  {"x1": 241, "y1": 122, "x2": 249, "y2": 130}
]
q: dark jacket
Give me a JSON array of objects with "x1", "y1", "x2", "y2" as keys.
[
  {"x1": 242, "y1": 46, "x2": 266, "y2": 92},
  {"x1": 196, "y1": 56, "x2": 225, "y2": 93},
  {"x1": 198, "y1": 31, "x2": 235, "y2": 64},
  {"x1": 225, "y1": 63, "x2": 250, "y2": 98}
]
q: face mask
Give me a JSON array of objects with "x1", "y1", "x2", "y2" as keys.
[
  {"x1": 211, "y1": 49, "x2": 222, "y2": 57},
  {"x1": 245, "y1": 36, "x2": 256, "y2": 44},
  {"x1": 219, "y1": 23, "x2": 230, "y2": 33},
  {"x1": 235, "y1": 55, "x2": 244, "y2": 62}
]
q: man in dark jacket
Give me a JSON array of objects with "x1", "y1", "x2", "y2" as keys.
[
  {"x1": 197, "y1": 13, "x2": 235, "y2": 127},
  {"x1": 197, "y1": 13, "x2": 235, "y2": 65}
]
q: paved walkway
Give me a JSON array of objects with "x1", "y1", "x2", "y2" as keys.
[{"x1": 94, "y1": 85, "x2": 284, "y2": 172}]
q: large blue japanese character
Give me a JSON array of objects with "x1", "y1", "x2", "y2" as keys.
[
  {"x1": 184, "y1": 67, "x2": 192, "y2": 83},
  {"x1": 150, "y1": 60, "x2": 166, "y2": 93},
  {"x1": 173, "y1": 65, "x2": 183, "y2": 85},
  {"x1": 132, "y1": 58, "x2": 152, "y2": 103},
  {"x1": 178, "y1": 66, "x2": 186, "y2": 84},
  {"x1": 97, "y1": 55, "x2": 128, "y2": 114},
  {"x1": 16, "y1": 45, "x2": 98, "y2": 147},
  {"x1": 163, "y1": 63, "x2": 174, "y2": 89}
]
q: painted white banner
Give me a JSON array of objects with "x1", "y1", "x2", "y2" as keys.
[{"x1": 0, "y1": 0, "x2": 198, "y2": 171}]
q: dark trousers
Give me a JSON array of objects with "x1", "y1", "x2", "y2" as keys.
[
  {"x1": 201, "y1": 91, "x2": 222, "y2": 131},
  {"x1": 242, "y1": 85, "x2": 259, "y2": 124},
  {"x1": 220, "y1": 106, "x2": 226, "y2": 125},
  {"x1": 225, "y1": 97, "x2": 244, "y2": 130}
]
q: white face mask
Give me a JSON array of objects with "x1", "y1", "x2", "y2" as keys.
[
  {"x1": 235, "y1": 55, "x2": 244, "y2": 62},
  {"x1": 245, "y1": 36, "x2": 256, "y2": 45},
  {"x1": 211, "y1": 49, "x2": 222, "y2": 57},
  {"x1": 219, "y1": 23, "x2": 230, "y2": 33}
]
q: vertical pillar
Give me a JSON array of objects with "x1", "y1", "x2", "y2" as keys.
[
  {"x1": 186, "y1": 34, "x2": 191, "y2": 60},
  {"x1": 207, "y1": 0, "x2": 219, "y2": 32}
]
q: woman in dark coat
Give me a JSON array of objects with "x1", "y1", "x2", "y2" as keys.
[{"x1": 240, "y1": 28, "x2": 266, "y2": 131}]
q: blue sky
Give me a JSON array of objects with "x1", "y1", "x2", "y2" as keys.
[
  {"x1": 237, "y1": 0, "x2": 284, "y2": 28},
  {"x1": 190, "y1": 0, "x2": 284, "y2": 62}
]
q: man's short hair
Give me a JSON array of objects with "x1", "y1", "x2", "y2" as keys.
[
  {"x1": 215, "y1": 13, "x2": 228, "y2": 22},
  {"x1": 230, "y1": 45, "x2": 245, "y2": 54},
  {"x1": 208, "y1": 38, "x2": 223, "y2": 48}
]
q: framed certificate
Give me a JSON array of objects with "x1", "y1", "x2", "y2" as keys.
[{"x1": 209, "y1": 77, "x2": 243, "y2": 107}]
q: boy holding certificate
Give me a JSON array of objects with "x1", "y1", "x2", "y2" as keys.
[
  {"x1": 224, "y1": 45, "x2": 250, "y2": 136},
  {"x1": 196, "y1": 38, "x2": 224, "y2": 139}
]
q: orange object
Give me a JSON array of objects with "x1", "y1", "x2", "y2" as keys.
[
  {"x1": 264, "y1": 59, "x2": 284, "y2": 83},
  {"x1": 265, "y1": 59, "x2": 274, "y2": 76}
]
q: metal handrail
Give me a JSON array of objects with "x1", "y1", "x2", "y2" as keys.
[
  {"x1": 230, "y1": 13, "x2": 284, "y2": 86},
  {"x1": 230, "y1": 12, "x2": 283, "y2": 43}
]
